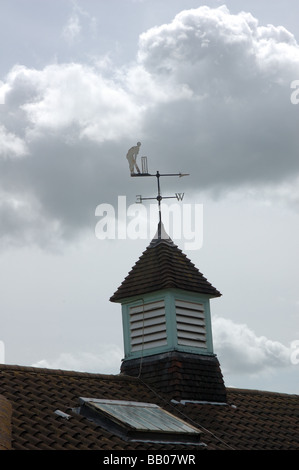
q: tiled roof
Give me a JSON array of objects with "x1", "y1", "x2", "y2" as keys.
[
  {"x1": 0, "y1": 395, "x2": 11, "y2": 450},
  {"x1": 0, "y1": 363, "x2": 298, "y2": 451},
  {"x1": 110, "y1": 224, "x2": 221, "y2": 302}
]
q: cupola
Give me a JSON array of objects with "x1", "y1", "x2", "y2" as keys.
[{"x1": 110, "y1": 222, "x2": 227, "y2": 403}]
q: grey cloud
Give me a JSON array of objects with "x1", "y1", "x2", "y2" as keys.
[
  {"x1": 0, "y1": 5, "x2": 299, "y2": 248},
  {"x1": 0, "y1": 137, "x2": 135, "y2": 249},
  {"x1": 136, "y1": 6, "x2": 299, "y2": 190}
]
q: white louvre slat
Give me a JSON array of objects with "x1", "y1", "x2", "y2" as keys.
[
  {"x1": 131, "y1": 330, "x2": 167, "y2": 345},
  {"x1": 175, "y1": 299, "x2": 207, "y2": 349},
  {"x1": 130, "y1": 308, "x2": 166, "y2": 323},
  {"x1": 129, "y1": 300, "x2": 167, "y2": 352},
  {"x1": 176, "y1": 338, "x2": 206, "y2": 347},
  {"x1": 131, "y1": 322, "x2": 167, "y2": 338},
  {"x1": 131, "y1": 316, "x2": 166, "y2": 331},
  {"x1": 131, "y1": 338, "x2": 168, "y2": 352},
  {"x1": 176, "y1": 314, "x2": 205, "y2": 327},
  {"x1": 130, "y1": 300, "x2": 164, "y2": 314},
  {"x1": 177, "y1": 324, "x2": 206, "y2": 334},
  {"x1": 177, "y1": 330, "x2": 206, "y2": 341},
  {"x1": 176, "y1": 307, "x2": 205, "y2": 318},
  {"x1": 175, "y1": 300, "x2": 204, "y2": 311}
]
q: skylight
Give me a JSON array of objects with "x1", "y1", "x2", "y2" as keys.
[{"x1": 77, "y1": 398, "x2": 202, "y2": 445}]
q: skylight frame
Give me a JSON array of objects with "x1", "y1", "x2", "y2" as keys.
[{"x1": 78, "y1": 398, "x2": 202, "y2": 445}]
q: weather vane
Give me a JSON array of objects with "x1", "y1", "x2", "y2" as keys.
[{"x1": 125, "y1": 142, "x2": 189, "y2": 236}]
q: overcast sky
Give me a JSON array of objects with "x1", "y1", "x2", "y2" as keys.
[{"x1": 0, "y1": 0, "x2": 299, "y2": 395}]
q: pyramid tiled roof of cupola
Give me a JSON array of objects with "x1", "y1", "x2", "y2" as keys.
[{"x1": 110, "y1": 223, "x2": 221, "y2": 302}]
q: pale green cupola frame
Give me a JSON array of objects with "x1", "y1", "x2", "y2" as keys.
[
  {"x1": 119, "y1": 288, "x2": 214, "y2": 360},
  {"x1": 110, "y1": 223, "x2": 221, "y2": 362}
]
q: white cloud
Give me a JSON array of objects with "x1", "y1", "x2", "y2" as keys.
[
  {"x1": 10, "y1": 63, "x2": 143, "y2": 143},
  {"x1": 32, "y1": 345, "x2": 123, "y2": 374},
  {"x1": 0, "y1": 124, "x2": 28, "y2": 158},
  {"x1": 62, "y1": 1, "x2": 97, "y2": 45},
  {"x1": 138, "y1": 6, "x2": 299, "y2": 86},
  {"x1": 0, "y1": 80, "x2": 10, "y2": 105},
  {"x1": 62, "y1": 13, "x2": 82, "y2": 44},
  {"x1": 212, "y1": 316, "x2": 291, "y2": 376},
  {"x1": 121, "y1": 64, "x2": 193, "y2": 105}
]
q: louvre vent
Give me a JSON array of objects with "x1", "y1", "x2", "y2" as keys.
[
  {"x1": 129, "y1": 300, "x2": 167, "y2": 352},
  {"x1": 175, "y1": 299, "x2": 207, "y2": 348}
]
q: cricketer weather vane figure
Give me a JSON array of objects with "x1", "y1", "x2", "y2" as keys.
[
  {"x1": 125, "y1": 141, "x2": 189, "y2": 238},
  {"x1": 126, "y1": 141, "x2": 141, "y2": 175}
]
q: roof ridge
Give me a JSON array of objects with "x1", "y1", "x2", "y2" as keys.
[
  {"x1": 0, "y1": 363, "x2": 139, "y2": 381},
  {"x1": 1, "y1": 363, "x2": 297, "y2": 397},
  {"x1": 226, "y1": 387, "x2": 299, "y2": 398}
]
